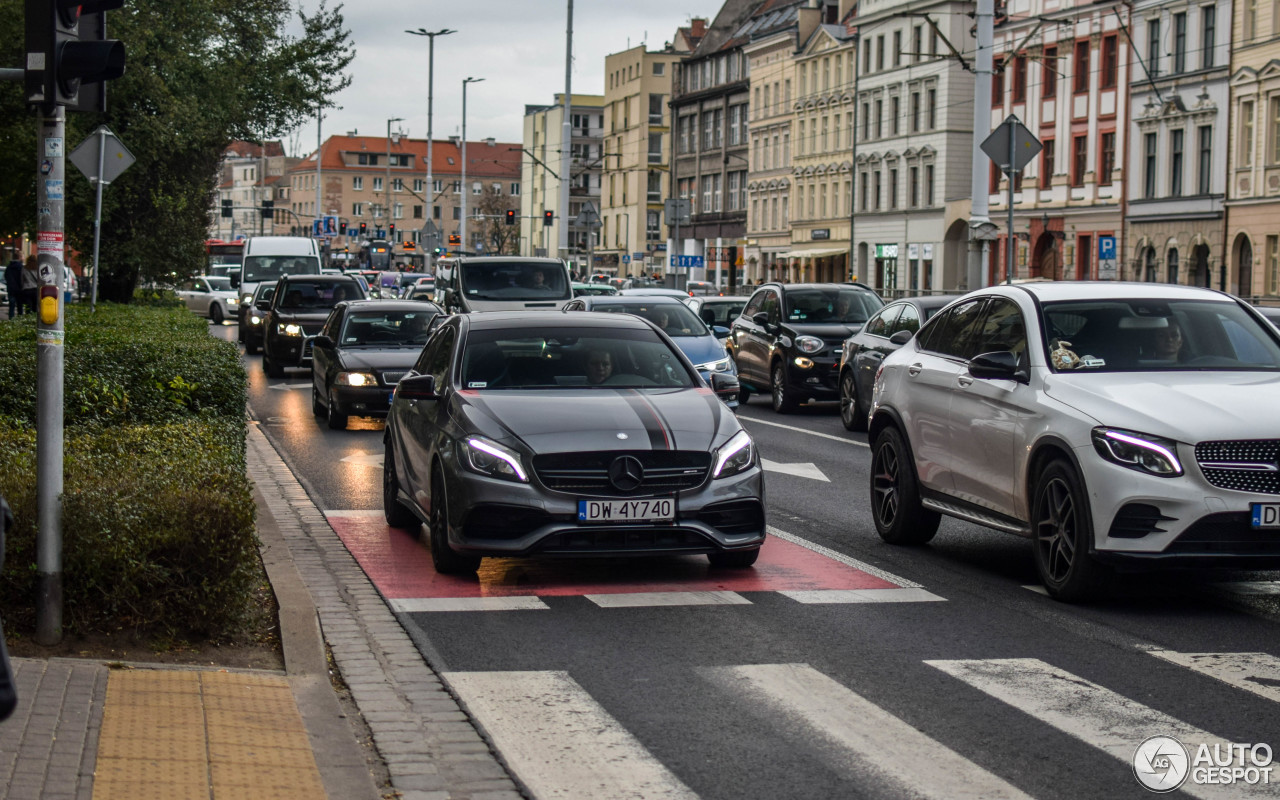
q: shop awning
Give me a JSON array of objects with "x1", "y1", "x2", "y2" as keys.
[{"x1": 781, "y1": 247, "x2": 848, "y2": 260}]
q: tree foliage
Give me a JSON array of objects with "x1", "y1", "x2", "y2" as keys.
[{"x1": 0, "y1": 0, "x2": 354, "y2": 301}]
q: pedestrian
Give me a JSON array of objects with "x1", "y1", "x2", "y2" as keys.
[
  {"x1": 20, "y1": 256, "x2": 39, "y2": 314},
  {"x1": 4, "y1": 255, "x2": 22, "y2": 318}
]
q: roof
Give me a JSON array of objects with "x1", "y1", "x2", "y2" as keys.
[
  {"x1": 1007, "y1": 281, "x2": 1237, "y2": 303},
  {"x1": 464, "y1": 310, "x2": 653, "y2": 331},
  {"x1": 579, "y1": 295, "x2": 688, "y2": 306},
  {"x1": 290, "y1": 135, "x2": 522, "y2": 178},
  {"x1": 342, "y1": 299, "x2": 440, "y2": 312},
  {"x1": 224, "y1": 140, "x2": 285, "y2": 159}
]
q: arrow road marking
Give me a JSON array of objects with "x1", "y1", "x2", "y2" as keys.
[
  {"x1": 340, "y1": 452, "x2": 385, "y2": 468},
  {"x1": 268, "y1": 383, "x2": 312, "y2": 391},
  {"x1": 761, "y1": 458, "x2": 829, "y2": 482}
]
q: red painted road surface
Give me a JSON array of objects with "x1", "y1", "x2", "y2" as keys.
[{"x1": 327, "y1": 512, "x2": 899, "y2": 599}]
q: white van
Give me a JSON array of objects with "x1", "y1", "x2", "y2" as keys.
[
  {"x1": 232, "y1": 236, "x2": 321, "y2": 333},
  {"x1": 437, "y1": 257, "x2": 573, "y2": 314}
]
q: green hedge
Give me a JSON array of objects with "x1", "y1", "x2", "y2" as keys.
[{"x1": 0, "y1": 304, "x2": 256, "y2": 636}]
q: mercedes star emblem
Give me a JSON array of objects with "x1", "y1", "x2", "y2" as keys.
[{"x1": 608, "y1": 455, "x2": 644, "y2": 492}]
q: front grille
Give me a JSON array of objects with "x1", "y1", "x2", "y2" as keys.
[
  {"x1": 691, "y1": 499, "x2": 765, "y2": 536},
  {"x1": 1108, "y1": 503, "x2": 1177, "y2": 539},
  {"x1": 381, "y1": 370, "x2": 408, "y2": 386},
  {"x1": 539, "y1": 528, "x2": 712, "y2": 552},
  {"x1": 1164, "y1": 512, "x2": 1280, "y2": 556},
  {"x1": 1195, "y1": 440, "x2": 1280, "y2": 495},
  {"x1": 463, "y1": 504, "x2": 552, "y2": 540},
  {"x1": 533, "y1": 451, "x2": 711, "y2": 495}
]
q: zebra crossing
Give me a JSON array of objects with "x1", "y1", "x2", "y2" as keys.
[{"x1": 443, "y1": 650, "x2": 1280, "y2": 800}]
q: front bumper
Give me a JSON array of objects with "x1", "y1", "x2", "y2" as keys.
[
  {"x1": 331, "y1": 384, "x2": 394, "y2": 417},
  {"x1": 781, "y1": 355, "x2": 840, "y2": 400},
  {"x1": 444, "y1": 462, "x2": 766, "y2": 558}
]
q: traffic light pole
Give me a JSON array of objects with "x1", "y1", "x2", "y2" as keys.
[{"x1": 35, "y1": 106, "x2": 66, "y2": 645}]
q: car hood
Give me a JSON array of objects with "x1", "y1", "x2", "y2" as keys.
[
  {"x1": 1043, "y1": 371, "x2": 1280, "y2": 442},
  {"x1": 673, "y1": 335, "x2": 729, "y2": 367},
  {"x1": 458, "y1": 387, "x2": 736, "y2": 454},
  {"x1": 337, "y1": 348, "x2": 422, "y2": 371},
  {"x1": 785, "y1": 321, "x2": 864, "y2": 340},
  {"x1": 465, "y1": 298, "x2": 569, "y2": 313}
]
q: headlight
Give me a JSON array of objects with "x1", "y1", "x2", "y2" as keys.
[
  {"x1": 241, "y1": 294, "x2": 253, "y2": 306},
  {"x1": 278, "y1": 323, "x2": 303, "y2": 336},
  {"x1": 227, "y1": 297, "x2": 239, "y2": 306},
  {"x1": 462, "y1": 437, "x2": 528, "y2": 482},
  {"x1": 1091, "y1": 428, "x2": 1184, "y2": 477},
  {"x1": 796, "y1": 336, "x2": 824, "y2": 354},
  {"x1": 335, "y1": 371, "x2": 376, "y2": 387},
  {"x1": 249, "y1": 315, "x2": 262, "y2": 325},
  {"x1": 697, "y1": 357, "x2": 732, "y2": 373},
  {"x1": 713, "y1": 430, "x2": 754, "y2": 479}
]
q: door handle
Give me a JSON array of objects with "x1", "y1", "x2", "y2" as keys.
[
  {"x1": 907, "y1": 363, "x2": 923, "y2": 377},
  {"x1": 957, "y1": 375, "x2": 974, "y2": 387}
]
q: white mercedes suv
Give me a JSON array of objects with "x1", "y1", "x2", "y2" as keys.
[{"x1": 868, "y1": 282, "x2": 1280, "y2": 601}]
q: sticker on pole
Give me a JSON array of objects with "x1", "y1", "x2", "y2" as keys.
[
  {"x1": 37, "y1": 231, "x2": 64, "y2": 257},
  {"x1": 981, "y1": 115, "x2": 1042, "y2": 173}
]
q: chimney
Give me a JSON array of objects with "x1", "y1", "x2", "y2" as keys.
[
  {"x1": 690, "y1": 18, "x2": 706, "y2": 38},
  {"x1": 798, "y1": 4, "x2": 821, "y2": 44},
  {"x1": 485, "y1": 137, "x2": 495, "y2": 147},
  {"x1": 449, "y1": 135, "x2": 460, "y2": 146}
]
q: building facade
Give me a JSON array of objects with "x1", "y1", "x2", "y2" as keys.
[
  {"x1": 1127, "y1": 0, "x2": 1232, "y2": 290},
  {"x1": 210, "y1": 141, "x2": 290, "y2": 241},
  {"x1": 519, "y1": 95, "x2": 604, "y2": 270}
]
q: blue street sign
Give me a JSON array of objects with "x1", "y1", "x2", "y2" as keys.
[
  {"x1": 1098, "y1": 236, "x2": 1116, "y2": 261},
  {"x1": 633, "y1": 252, "x2": 645, "y2": 262},
  {"x1": 622, "y1": 254, "x2": 631, "y2": 263},
  {"x1": 670, "y1": 255, "x2": 705, "y2": 268}
]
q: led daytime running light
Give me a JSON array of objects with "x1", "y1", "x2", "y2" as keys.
[
  {"x1": 713, "y1": 431, "x2": 752, "y2": 478},
  {"x1": 466, "y1": 437, "x2": 527, "y2": 481}
]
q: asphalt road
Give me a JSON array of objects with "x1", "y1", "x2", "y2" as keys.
[{"x1": 215, "y1": 319, "x2": 1280, "y2": 800}]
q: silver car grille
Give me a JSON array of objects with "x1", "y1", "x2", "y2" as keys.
[{"x1": 1195, "y1": 440, "x2": 1280, "y2": 495}]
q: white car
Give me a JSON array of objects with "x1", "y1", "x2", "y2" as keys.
[
  {"x1": 869, "y1": 282, "x2": 1280, "y2": 601},
  {"x1": 176, "y1": 275, "x2": 239, "y2": 324}
]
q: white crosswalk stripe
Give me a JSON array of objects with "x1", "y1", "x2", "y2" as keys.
[
  {"x1": 443, "y1": 670, "x2": 699, "y2": 800},
  {"x1": 926, "y1": 657, "x2": 1280, "y2": 800},
  {"x1": 701, "y1": 663, "x2": 1032, "y2": 799},
  {"x1": 779, "y1": 587, "x2": 946, "y2": 604},
  {"x1": 390, "y1": 596, "x2": 549, "y2": 612},
  {"x1": 585, "y1": 590, "x2": 751, "y2": 608},
  {"x1": 1148, "y1": 650, "x2": 1280, "y2": 705}
]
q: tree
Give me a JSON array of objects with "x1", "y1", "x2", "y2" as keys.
[
  {"x1": 475, "y1": 185, "x2": 520, "y2": 256},
  {"x1": 0, "y1": 0, "x2": 355, "y2": 301}
]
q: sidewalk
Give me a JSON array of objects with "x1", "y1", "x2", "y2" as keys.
[{"x1": 0, "y1": 423, "x2": 523, "y2": 800}]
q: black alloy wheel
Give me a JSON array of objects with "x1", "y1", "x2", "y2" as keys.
[
  {"x1": 1032, "y1": 460, "x2": 1108, "y2": 602},
  {"x1": 209, "y1": 303, "x2": 223, "y2": 324},
  {"x1": 869, "y1": 426, "x2": 940, "y2": 545},
  {"x1": 770, "y1": 362, "x2": 799, "y2": 413},
  {"x1": 326, "y1": 389, "x2": 348, "y2": 430},
  {"x1": 382, "y1": 440, "x2": 418, "y2": 528},
  {"x1": 428, "y1": 471, "x2": 481, "y2": 574},
  {"x1": 839, "y1": 370, "x2": 867, "y2": 432},
  {"x1": 311, "y1": 385, "x2": 324, "y2": 417}
]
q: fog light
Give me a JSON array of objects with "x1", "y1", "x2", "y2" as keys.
[{"x1": 794, "y1": 357, "x2": 814, "y2": 369}]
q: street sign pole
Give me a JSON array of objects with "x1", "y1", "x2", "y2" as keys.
[
  {"x1": 981, "y1": 115, "x2": 1041, "y2": 287},
  {"x1": 90, "y1": 126, "x2": 106, "y2": 311},
  {"x1": 1006, "y1": 115, "x2": 1015, "y2": 285},
  {"x1": 70, "y1": 126, "x2": 135, "y2": 312}
]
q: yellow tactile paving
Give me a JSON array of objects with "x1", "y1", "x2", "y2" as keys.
[{"x1": 93, "y1": 669, "x2": 326, "y2": 800}]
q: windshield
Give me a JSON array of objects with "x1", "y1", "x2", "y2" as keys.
[
  {"x1": 461, "y1": 328, "x2": 696, "y2": 390},
  {"x1": 1041, "y1": 299, "x2": 1280, "y2": 372},
  {"x1": 573, "y1": 284, "x2": 617, "y2": 296},
  {"x1": 591, "y1": 302, "x2": 708, "y2": 337},
  {"x1": 459, "y1": 261, "x2": 571, "y2": 301},
  {"x1": 340, "y1": 309, "x2": 438, "y2": 347},
  {"x1": 242, "y1": 255, "x2": 321, "y2": 284},
  {"x1": 205, "y1": 277, "x2": 233, "y2": 292},
  {"x1": 694, "y1": 300, "x2": 747, "y2": 326},
  {"x1": 254, "y1": 285, "x2": 276, "y2": 302},
  {"x1": 784, "y1": 288, "x2": 882, "y2": 324},
  {"x1": 276, "y1": 281, "x2": 361, "y2": 310}
]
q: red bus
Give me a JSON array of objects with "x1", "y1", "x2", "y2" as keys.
[{"x1": 205, "y1": 239, "x2": 244, "y2": 274}]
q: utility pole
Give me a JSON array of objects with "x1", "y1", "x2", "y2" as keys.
[
  {"x1": 315, "y1": 106, "x2": 322, "y2": 233},
  {"x1": 461, "y1": 77, "x2": 483, "y2": 253},
  {"x1": 559, "y1": 0, "x2": 574, "y2": 261},
  {"x1": 406, "y1": 28, "x2": 456, "y2": 269},
  {"x1": 967, "y1": 0, "x2": 996, "y2": 290},
  {"x1": 847, "y1": 32, "x2": 860, "y2": 282},
  {"x1": 387, "y1": 116, "x2": 403, "y2": 241}
]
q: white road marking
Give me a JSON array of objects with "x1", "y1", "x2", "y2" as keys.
[
  {"x1": 926, "y1": 658, "x2": 1275, "y2": 800},
  {"x1": 779, "y1": 587, "x2": 946, "y2": 604},
  {"x1": 339, "y1": 452, "x2": 385, "y2": 468},
  {"x1": 760, "y1": 458, "x2": 830, "y2": 482},
  {"x1": 739, "y1": 414, "x2": 870, "y2": 447},
  {"x1": 585, "y1": 591, "x2": 750, "y2": 608},
  {"x1": 703, "y1": 664, "x2": 1031, "y2": 799},
  {"x1": 1148, "y1": 650, "x2": 1280, "y2": 705},
  {"x1": 267, "y1": 382, "x2": 313, "y2": 390},
  {"x1": 391, "y1": 597, "x2": 548, "y2": 612},
  {"x1": 1213, "y1": 581, "x2": 1280, "y2": 596},
  {"x1": 767, "y1": 525, "x2": 921, "y2": 588},
  {"x1": 1021, "y1": 584, "x2": 1049, "y2": 596},
  {"x1": 443, "y1": 671, "x2": 699, "y2": 800}
]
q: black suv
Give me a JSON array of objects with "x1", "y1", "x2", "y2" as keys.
[
  {"x1": 729, "y1": 282, "x2": 883, "y2": 412},
  {"x1": 260, "y1": 274, "x2": 365, "y2": 377}
]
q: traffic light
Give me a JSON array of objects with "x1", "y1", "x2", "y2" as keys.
[
  {"x1": 359, "y1": 222, "x2": 368, "y2": 236},
  {"x1": 339, "y1": 221, "x2": 347, "y2": 235},
  {"x1": 261, "y1": 199, "x2": 274, "y2": 220},
  {"x1": 543, "y1": 210, "x2": 554, "y2": 227},
  {"x1": 448, "y1": 234, "x2": 461, "y2": 246},
  {"x1": 221, "y1": 199, "x2": 232, "y2": 219},
  {"x1": 389, "y1": 223, "x2": 396, "y2": 240},
  {"x1": 25, "y1": 1, "x2": 127, "y2": 109},
  {"x1": 433, "y1": 247, "x2": 443, "y2": 256},
  {"x1": 505, "y1": 209, "x2": 517, "y2": 226}
]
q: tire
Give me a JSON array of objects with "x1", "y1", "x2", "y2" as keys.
[
  {"x1": 209, "y1": 303, "x2": 224, "y2": 324},
  {"x1": 839, "y1": 369, "x2": 867, "y2": 432},
  {"x1": 312, "y1": 385, "x2": 325, "y2": 417},
  {"x1": 428, "y1": 471, "x2": 481, "y2": 574},
  {"x1": 263, "y1": 354, "x2": 284, "y2": 379},
  {"x1": 244, "y1": 339, "x2": 259, "y2": 355},
  {"x1": 869, "y1": 426, "x2": 940, "y2": 545},
  {"x1": 737, "y1": 385, "x2": 751, "y2": 405},
  {"x1": 708, "y1": 548, "x2": 760, "y2": 568},
  {"x1": 1032, "y1": 460, "x2": 1109, "y2": 602},
  {"x1": 770, "y1": 362, "x2": 799, "y2": 413},
  {"x1": 326, "y1": 390, "x2": 348, "y2": 430},
  {"x1": 382, "y1": 440, "x2": 418, "y2": 528}
]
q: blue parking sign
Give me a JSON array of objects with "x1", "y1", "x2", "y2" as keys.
[{"x1": 1099, "y1": 236, "x2": 1116, "y2": 261}]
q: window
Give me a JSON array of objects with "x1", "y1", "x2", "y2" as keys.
[
  {"x1": 649, "y1": 171, "x2": 663, "y2": 203},
  {"x1": 991, "y1": 161, "x2": 1001, "y2": 194},
  {"x1": 1145, "y1": 133, "x2": 1158, "y2": 197},
  {"x1": 823, "y1": 57, "x2": 831, "y2": 90},
  {"x1": 729, "y1": 105, "x2": 741, "y2": 145},
  {"x1": 413, "y1": 179, "x2": 424, "y2": 192},
  {"x1": 352, "y1": 176, "x2": 363, "y2": 190},
  {"x1": 993, "y1": 62, "x2": 1005, "y2": 106},
  {"x1": 925, "y1": 164, "x2": 935, "y2": 205},
  {"x1": 1245, "y1": 0, "x2": 1257, "y2": 40},
  {"x1": 1272, "y1": 97, "x2": 1280, "y2": 164},
  {"x1": 433, "y1": 179, "x2": 442, "y2": 192},
  {"x1": 799, "y1": 120, "x2": 806, "y2": 155},
  {"x1": 1243, "y1": 101, "x2": 1256, "y2": 166},
  {"x1": 1073, "y1": 40, "x2": 1089, "y2": 93},
  {"x1": 821, "y1": 115, "x2": 829, "y2": 151},
  {"x1": 911, "y1": 92, "x2": 921, "y2": 132},
  {"x1": 893, "y1": 31, "x2": 902, "y2": 67},
  {"x1": 1202, "y1": 6, "x2": 1216, "y2": 69},
  {"x1": 649, "y1": 93, "x2": 664, "y2": 124},
  {"x1": 392, "y1": 178, "x2": 404, "y2": 191},
  {"x1": 352, "y1": 202, "x2": 363, "y2": 216},
  {"x1": 927, "y1": 88, "x2": 936, "y2": 129},
  {"x1": 1147, "y1": 20, "x2": 1161, "y2": 78},
  {"x1": 860, "y1": 171, "x2": 868, "y2": 210},
  {"x1": 1198, "y1": 126, "x2": 1213, "y2": 195},
  {"x1": 1041, "y1": 139, "x2": 1055, "y2": 189},
  {"x1": 864, "y1": 40, "x2": 872, "y2": 74},
  {"x1": 413, "y1": 205, "x2": 423, "y2": 219},
  {"x1": 875, "y1": 99, "x2": 883, "y2": 138},
  {"x1": 876, "y1": 35, "x2": 885, "y2": 71},
  {"x1": 714, "y1": 109, "x2": 724, "y2": 147},
  {"x1": 1101, "y1": 35, "x2": 1118, "y2": 88},
  {"x1": 1170, "y1": 129, "x2": 1185, "y2": 196},
  {"x1": 1099, "y1": 132, "x2": 1115, "y2": 186},
  {"x1": 914, "y1": 25, "x2": 924, "y2": 63},
  {"x1": 909, "y1": 166, "x2": 919, "y2": 206},
  {"x1": 889, "y1": 168, "x2": 898, "y2": 209},
  {"x1": 819, "y1": 182, "x2": 827, "y2": 217},
  {"x1": 394, "y1": 203, "x2": 404, "y2": 220},
  {"x1": 653, "y1": 61, "x2": 665, "y2": 76},
  {"x1": 1269, "y1": 235, "x2": 1280, "y2": 294},
  {"x1": 1013, "y1": 55, "x2": 1027, "y2": 102},
  {"x1": 862, "y1": 102, "x2": 871, "y2": 138},
  {"x1": 1174, "y1": 14, "x2": 1187, "y2": 73},
  {"x1": 1043, "y1": 47, "x2": 1058, "y2": 98},
  {"x1": 472, "y1": 182, "x2": 482, "y2": 195},
  {"x1": 1072, "y1": 134, "x2": 1088, "y2": 187},
  {"x1": 373, "y1": 177, "x2": 383, "y2": 192},
  {"x1": 891, "y1": 97, "x2": 900, "y2": 135},
  {"x1": 511, "y1": 183, "x2": 520, "y2": 196}
]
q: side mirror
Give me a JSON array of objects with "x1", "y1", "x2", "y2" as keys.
[
  {"x1": 397, "y1": 373, "x2": 436, "y2": 400},
  {"x1": 709, "y1": 371, "x2": 740, "y2": 397},
  {"x1": 968, "y1": 351, "x2": 1027, "y2": 383},
  {"x1": 712, "y1": 326, "x2": 731, "y2": 339},
  {"x1": 889, "y1": 329, "x2": 914, "y2": 345},
  {"x1": 229, "y1": 274, "x2": 240, "y2": 289},
  {"x1": 255, "y1": 299, "x2": 271, "y2": 311},
  {"x1": 311, "y1": 334, "x2": 334, "y2": 350},
  {"x1": 752, "y1": 311, "x2": 770, "y2": 327}
]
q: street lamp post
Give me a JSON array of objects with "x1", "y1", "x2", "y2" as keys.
[
  {"x1": 406, "y1": 28, "x2": 456, "y2": 267},
  {"x1": 386, "y1": 117, "x2": 404, "y2": 244},
  {"x1": 461, "y1": 76, "x2": 484, "y2": 253}
]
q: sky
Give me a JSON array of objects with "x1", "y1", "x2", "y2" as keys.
[{"x1": 285, "y1": 0, "x2": 725, "y2": 156}]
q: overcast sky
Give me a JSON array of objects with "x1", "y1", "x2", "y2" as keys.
[{"x1": 285, "y1": 0, "x2": 724, "y2": 156}]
